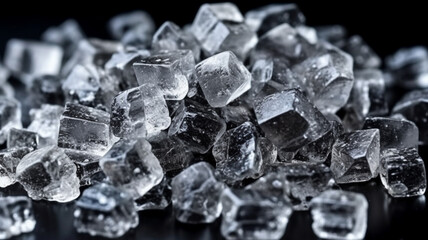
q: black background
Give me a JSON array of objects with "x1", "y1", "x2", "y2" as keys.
[{"x1": 1, "y1": 1, "x2": 428, "y2": 240}]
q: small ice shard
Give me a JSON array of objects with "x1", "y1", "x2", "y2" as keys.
[
  {"x1": 7, "y1": 128, "x2": 39, "y2": 150},
  {"x1": 74, "y1": 183, "x2": 139, "y2": 238},
  {"x1": 139, "y1": 88, "x2": 170, "y2": 137},
  {"x1": 221, "y1": 184, "x2": 292, "y2": 240},
  {"x1": 171, "y1": 162, "x2": 225, "y2": 223},
  {"x1": 58, "y1": 103, "x2": 111, "y2": 156},
  {"x1": 0, "y1": 148, "x2": 31, "y2": 188},
  {"x1": 220, "y1": 100, "x2": 255, "y2": 128},
  {"x1": 315, "y1": 25, "x2": 347, "y2": 47},
  {"x1": 134, "y1": 177, "x2": 172, "y2": 211},
  {"x1": 168, "y1": 99, "x2": 226, "y2": 154},
  {"x1": 4, "y1": 39, "x2": 63, "y2": 76},
  {"x1": 62, "y1": 38, "x2": 122, "y2": 77},
  {"x1": 254, "y1": 89, "x2": 331, "y2": 151},
  {"x1": 133, "y1": 50, "x2": 194, "y2": 100},
  {"x1": 0, "y1": 96, "x2": 22, "y2": 144},
  {"x1": 392, "y1": 89, "x2": 428, "y2": 144},
  {"x1": 310, "y1": 190, "x2": 368, "y2": 240},
  {"x1": 62, "y1": 64, "x2": 119, "y2": 109},
  {"x1": 27, "y1": 104, "x2": 63, "y2": 143},
  {"x1": 108, "y1": 11, "x2": 155, "y2": 40},
  {"x1": 28, "y1": 75, "x2": 64, "y2": 107},
  {"x1": 196, "y1": 51, "x2": 251, "y2": 108},
  {"x1": 331, "y1": 129, "x2": 380, "y2": 183},
  {"x1": 269, "y1": 163, "x2": 335, "y2": 210},
  {"x1": 296, "y1": 25, "x2": 317, "y2": 44},
  {"x1": 100, "y1": 138, "x2": 163, "y2": 199},
  {"x1": 380, "y1": 148, "x2": 426, "y2": 198},
  {"x1": 0, "y1": 63, "x2": 9, "y2": 84},
  {"x1": 64, "y1": 149, "x2": 101, "y2": 186},
  {"x1": 110, "y1": 86, "x2": 146, "y2": 138},
  {"x1": 213, "y1": 122, "x2": 275, "y2": 184},
  {"x1": 343, "y1": 69, "x2": 388, "y2": 130},
  {"x1": 363, "y1": 116, "x2": 419, "y2": 152},
  {"x1": 292, "y1": 42, "x2": 354, "y2": 113},
  {"x1": 385, "y1": 46, "x2": 428, "y2": 88},
  {"x1": 343, "y1": 35, "x2": 381, "y2": 69},
  {"x1": 105, "y1": 51, "x2": 150, "y2": 90},
  {"x1": 192, "y1": 3, "x2": 243, "y2": 43},
  {"x1": 245, "y1": 3, "x2": 305, "y2": 35},
  {"x1": 42, "y1": 19, "x2": 85, "y2": 59},
  {"x1": 16, "y1": 146, "x2": 80, "y2": 202},
  {"x1": 251, "y1": 58, "x2": 273, "y2": 85},
  {"x1": 150, "y1": 132, "x2": 192, "y2": 173},
  {"x1": 152, "y1": 21, "x2": 201, "y2": 61},
  {"x1": 0, "y1": 196, "x2": 36, "y2": 239},
  {"x1": 251, "y1": 24, "x2": 313, "y2": 65}
]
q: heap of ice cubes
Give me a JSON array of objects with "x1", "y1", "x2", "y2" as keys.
[{"x1": 0, "y1": 3, "x2": 426, "y2": 240}]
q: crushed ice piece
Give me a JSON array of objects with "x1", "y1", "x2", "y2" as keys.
[
  {"x1": 343, "y1": 35, "x2": 381, "y2": 69},
  {"x1": 380, "y1": 148, "x2": 426, "y2": 198},
  {"x1": 100, "y1": 138, "x2": 163, "y2": 199},
  {"x1": 171, "y1": 162, "x2": 225, "y2": 223},
  {"x1": 168, "y1": 99, "x2": 226, "y2": 154},
  {"x1": 27, "y1": 104, "x2": 63, "y2": 143},
  {"x1": 0, "y1": 96, "x2": 22, "y2": 145},
  {"x1": 331, "y1": 129, "x2": 380, "y2": 183},
  {"x1": 134, "y1": 177, "x2": 172, "y2": 211},
  {"x1": 0, "y1": 148, "x2": 31, "y2": 188},
  {"x1": 16, "y1": 146, "x2": 80, "y2": 202},
  {"x1": 0, "y1": 196, "x2": 36, "y2": 239},
  {"x1": 196, "y1": 51, "x2": 251, "y2": 108},
  {"x1": 64, "y1": 149, "x2": 101, "y2": 186},
  {"x1": 108, "y1": 11, "x2": 155, "y2": 40},
  {"x1": 310, "y1": 190, "x2": 368, "y2": 240},
  {"x1": 58, "y1": 103, "x2": 112, "y2": 156},
  {"x1": 74, "y1": 183, "x2": 138, "y2": 238},
  {"x1": 254, "y1": 89, "x2": 331, "y2": 151},
  {"x1": 7, "y1": 128, "x2": 39, "y2": 150},
  {"x1": 315, "y1": 25, "x2": 347, "y2": 47},
  {"x1": 28, "y1": 75, "x2": 64, "y2": 108}
]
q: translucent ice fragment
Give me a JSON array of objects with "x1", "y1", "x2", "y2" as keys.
[
  {"x1": 331, "y1": 129, "x2": 380, "y2": 183},
  {"x1": 0, "y1": 96, "x2": 22, "y2": 144},
  {"x1": 64, "y1": 149, "x2": 101, "y2": 186},
  {"x1": 7, "y1": 128, "x2": 39, "y2": 150},
  {"x1": 74, "y1": 183, "x2": 138, "y2": 238},
  {"x1": 0, "y1": 148, "x2": 31, "y2": 188},
  {"x1": 108, "y1": 11, "x2": 155, "y2": 40},
  {"x1": 0, "y1": 196, "x2": 36, "y2": 239},
  {"x1": 168, "y1": 99, "x2": 226, "y2": 154},
  {"x1": 380, "y1": 148, "x2": 426, "y2": 197},
  {"x1": 16, "y1": 146, "x2": 80, "y2": 202},
  {"x1": 196, "y1": 51, "x2": 251, "y2": 108},
  {"x1": 171, "y1": 162, "x2": 225, "y2": 223},
  {"x1": 343, "y1": 35, "x2": 381, "y2": 69},
  {"x1": 310, "y1": 190, "x2": 368, "y2": 240},
  {"x1": 134, "y1": 177, "x2": 172, "y2": 211},
  {"x1": 28, "y1": 104, "x2": 63, "y2": 142},
  {"x1": 100, "y1": 138, "x2": 163, "y2": 199}
]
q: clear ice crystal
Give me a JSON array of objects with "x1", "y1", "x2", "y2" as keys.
[
  {"x1": 269, "y1": 162, "x2": 335, "y2": 210},
  {"x1": 74, "y1": 183, "x2": 139, "y2": 238},
  {"x1": 392, "y1": 89, "x2": 428, "y2": 144},
  {"x1": 254, "y1": 89, "x2": 331, "y2": 151},
  {"x1": 220, "y1": 100, "x2": 255, "y2": 128},
  {"x1": 100, "y1": 138, "x2": 164, "y2": 199},
  {"x1": 64, "y1": 149, "x2": 102, "y2": 186},
  {"x1": 0, "y1": 63, "x2": 9, "y2": 84},
  {"x1": 245, "y1": 4, "x2": 305, "y2": 35},
  {"x1": 380, "y1": 148, "x2": 426, "y2": 198},
  {"x1": 42, "y1": 19, "x2": 85, "y2": 59},
  {"x1": 221, "y1": 186, "x2": 292, "y2": 240},
  {"x1": 363, "y1": 116, "x2": 419, "y2": 152},
  {"x1": 133, "y1": 50, "x2": 194, "y2": 100},
  {"x1": 171, "y1": 162, "x2": 225, "y2": 223},
  {"x1": 58, "y1": 103, "x2": 112, "y2": 156},
  {"x1": 331, "y1": 129, "x2": 380, "y2": 183},
  {"x1": 110, "y1": 86, "x2": 146, "y2": 138},
  {"x1": 152, "y1": 21, "x2": 201, "y2": 61},
  {"x1": 213, "y1": 122, "x2": 274, "y2": 184},
  {"x1": 150, "y1": 132, "x2": 192, "y2": 173},
  {"x1": 292, "y1": 42, "x2": 354, "y2": 113},
  {"x1": 343, "y1": 35, "x2": 381, "y2": 69},
  {"x1": 385, "y1": 46, "x2": 428, "y2": 88},
  {"x1": 7, "y1": 128, "x2": 39, "y2": 150},
  {"x1": 196, "y1": 51, "x2": 252, "y2": 108},
  {"x1": 4, "y1": 39, "x2": 63, "y2": 77},
  {"x1": 0, "y1": 196, "x2": 36, "y2": 239},
  {"x1": 16, "y1": 146, "x2": 80, "y2": 202},
  {"x1": 315, "y1": 25, "x2": 347, "y2": 46},
  {"x1": 28, "y1": 75, "x2": 64, "y2": 107},
  {"x1": 27, "y1": 104, "x2": 63, "y2": 143},
  {"x1": 168, "y1": 99, "x2": 226, "y2": 154},
  {"x1": 134, "y1": 176, "x2": 172, "y2": 211},
  {"x1": 139, "y1": 88, "x2": 170, "y2": 137},
  {"x1": 0, "y1": 148, "x2": 31, "y2": 188},
  {"x1": 310, "y1": 190, "x2": 368, "y2": 240},
  {"x1": 108, "y1": 11, "x2": 155, "y2": 40},
  {"x1": 0, "y1": 96, "x2": 22, "y2": 144}
]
